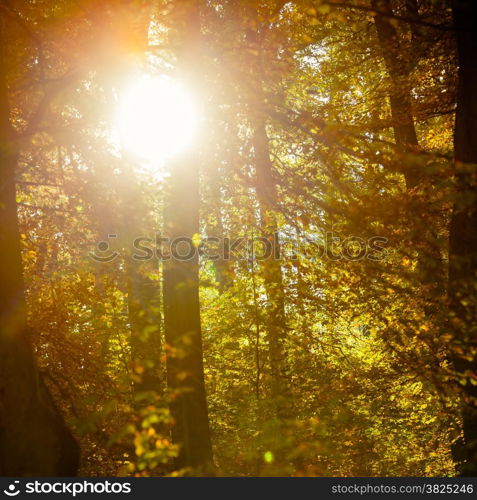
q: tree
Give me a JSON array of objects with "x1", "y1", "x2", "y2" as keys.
[
  {"x1": 0, "y1": 11, "x2": 79, "y2": 476},
  {"x1": 162, "y1": 0, "x2": 214, "y2": 473},
  {"x1": 448, "y1": 0, "x2": 477, "y2": 476},
  {"x1": 371, "y1": 0, "x2": 420, "y2": 188}
]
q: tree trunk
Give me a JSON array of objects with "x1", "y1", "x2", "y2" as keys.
[
  {"x1": 119, "y1": 164, "x2": 164, "y2": 400},
  {"x1": 0, "y1": 15, "x2": 79, "y2": 476},
  {"x1": 162, "y1": 0, "x2": 214, "y2": 474},
  {"x1": 204, "y1": 144, "x2": 233, "y2": 292},
  {"x1": 126, "y1": 254, "x2": 163, "y2": 398},
  {"x1": 371, "y1": 0, "x2": 420, "y2": 188},
  {"x1": 448, "y1": 0, "x2": 477, "y2": 476},
  {"x1": 372, "y1": 0, "x2": 444, "y2": 299},
  {"x1": 163, "y1": 154, "x2": 214, "y2": 472},
  {"x1": 251, "y1": 118, "x2": 293, "y2": 419}
]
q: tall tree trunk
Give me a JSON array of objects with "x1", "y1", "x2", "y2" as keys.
[
  {"x1": 162, "y1": 0, "x2": 214, "y2": 474},
  {"x1": 372, "y1": 0, "x2": 444, "y2": 299},
  {"x1": 118, "y1": 163, "x2": 163, "y2": 400},
  {"x1": 251, "y1": 119, "x2": 292, "y2": 417},
  {"x1": 127, "y1": 258, "x2": 163, "y2": 398},
  {"x1": 94, "y1": 0, "x2": 163, "y2": 401},
  {"x1": 204, "y1": 137, "x2": 233, "y2": 292},
  {"x1": 0, "y1": 15, "x2": 79, "y2": 476},
  {"x1": 371, "y1": 0, "x2": 420, "y2": 188},
  {"x1": 163, "y1": 156, "x2": 213, "y2": 472},
  {"x1": 241, "y1": 4, "x2": 293, "y2": 422},
  {"x1": 448, "y1": 0, "x2": 477, "y2": 477}
]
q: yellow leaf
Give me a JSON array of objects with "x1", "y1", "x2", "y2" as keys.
[
  {"x1": 134, "y1": 434, "x2": 145, "y2": 456},
  {"x1": 264, "y1": 451, "x2": 274, "y2": 464},
  {"x1": 317, "y1": 4, "x2": 331, "y2": 14},
  {"x1": 192, "y1": 233, "x2": 202, "y2": 248}
]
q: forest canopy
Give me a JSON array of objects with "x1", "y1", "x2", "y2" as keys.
[{"x1": 0, "y1": 0, "x2": 476, "y2": 478}]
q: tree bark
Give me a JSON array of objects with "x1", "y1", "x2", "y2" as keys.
[
  {"x1": 118, "y1": 163, "x2": 164, "y2": 400},
  {"x1": 371, "y1": 0, "x2": 420, "y2": 188},
  {"x1": 127, "y1": 259, "x2": 163, "y2": 398},
  {"x1": 448, "y1": 0, "x2": 477, "y2": 477},
  {"x1": 251, "y1": 118, "x2": 292, "y2": 419},
  {"x1": 372, "y1": 0, "x2": 445, "y2": 299},
  {"x1": 0, "y1": 14, "x2": 79, "y2": 476},
  {"x1": 162, "y1": 0, "x2": 214, "y2": 474}
]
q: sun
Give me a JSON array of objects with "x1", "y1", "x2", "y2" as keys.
[{"x1": 116, "y1": 75, "x2": 198, "y2": 164}]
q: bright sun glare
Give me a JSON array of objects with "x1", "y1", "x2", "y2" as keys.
[{"x1": 116, "y1": 75, "x2": 198, "y2": 164}]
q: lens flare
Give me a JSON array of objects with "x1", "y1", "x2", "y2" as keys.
[{"x1": 116, "y1": 75, "x2": 198, "y2": 164}]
